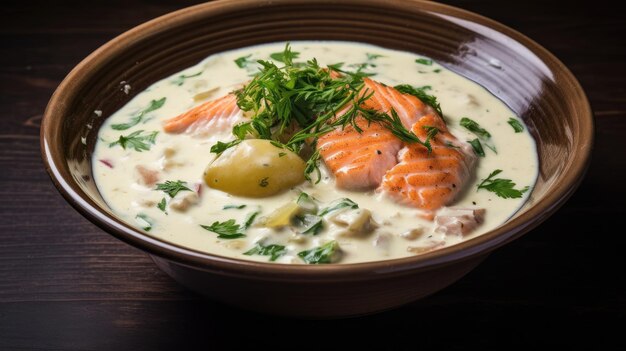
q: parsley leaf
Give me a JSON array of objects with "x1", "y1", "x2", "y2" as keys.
[
  {"x1": 415, "y1": 58, "x2": 433, "y2": 65},
  {"x1": 477, "y1": 169, "x2": 529, "y2": 199},
  {"x1": 109, "y1": 130, "x2": 158, "y2": 152},
  {"x1": 210, "y1": 139, "x2": 241, "y2": 154},
  {"x1": 111, "y1": 98, "x2": 166, "y2": 130},
  {"x1": 234, "y1": 54, "x2": 253, "y2": 68},
  {"x1": 200, "y1": 210, "x2": 259, "y2": 239},
  {"x1": 508, "y1": 118, "x2": 524, "y2": 133},
  {"x1": 366, "y1": 53, "x2": 384, "y2": 60},
  {"x1": 269, "y1": 44, "x2": 300, "y2": 63},
  {"x1": 244, "y1": 243, "x2": 287, "y2": 262},
  {"x1": 157, "y1": 198, "x2": 167, "y2": 214},
  {"x1": 468, "y1": 138, "x2": 485, "y2": 157},
  {"x1": 460, "y1": 117, "x2": 491, "y2": 139},
  {"x1": 394, "y1": 84, "x2": 443, "y2": 116},
  {"x1": 200, "y1": 219, "x2": 245, "y2": 239},
  {"x1": 135, "y1": 213, "x2": 153, "y2": 231},
  {"x1": 298, "y1": 241, "x2": 340, "y2": 264},
  {"x1": 232, "y1": 122, "x2": 254, "y2": 139},
  {"x1": 155, "y1": 180, "x2": 192, "y2": 198}
]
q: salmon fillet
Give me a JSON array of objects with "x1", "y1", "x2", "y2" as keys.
[
  {"x1": 316, "y1": 78, "x2": 436, "y2": 190},
  {"x1": 380, "y1": 114, "x2": 476, "y2": 211},
  {"x1": 163, "y1": 94, "x2": 242, "y2": 136},
  {"x1": 317, "y1": 117, "x2": 402, "y2": 190},
  {"x1": 361, "y1": 78, "x2": 431, "y2": 129}
]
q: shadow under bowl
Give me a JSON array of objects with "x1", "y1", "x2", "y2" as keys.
[{"x1": 41, "y1": 0, "x2": 593, "y2": 318}]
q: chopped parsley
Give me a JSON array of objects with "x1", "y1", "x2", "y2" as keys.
[
  {"x1": 171, "y1": 71, "x2": 202, "y2": 86},
  {"x1": 234, "y1": 54, "x2": 253, "y2": 68},
  {"x1": 210, "y1": 140, "x2": 241, "y2": 154},
  {"x1": 200, "y1": 219, "x2": 245, "y2": 239},
  {"x1": 135, "y1": 213, "x2": 153, "y2": 231},
  {"x1": 298, "y1": 241, "x2": 340, "y2": 264},
  {"x1": 477, "y1": 169, "x2": 529, "y2": 199},
  {"x1": 415, "y1": 58, "x2": 433, "y2": 65},
  {"x1": 460, "y1": 117, "x2": 491, "y2": 139},
  {"x1": 508, "y1": 118, "x2": 524, "y2": 133},
  {"x1": 111, "y1": 98, "x2": 166, "y2": 130},
  {"x1": 109, "y1": 130, "x2": 158, "y2": 152},
  {"x1": 200, "y1": 210, "x2": 259, "y2": 239},
  {"x1": 244, "y1": 243, "x2": 287, "y2": 262},
  {"x1": 394, "y1": 84, "x2": 443, "y2": 116},
  {"x1": 269, "y1": 47, "x2": 300, "y2": 63},
  {"x1": 157, "y1": 198, "x2": 167, "y2": 214},
  {"x1": 155, "y1": 180, "x2": 192, "y2": 198},
  {"x1": 366, "y1": 53, "x2": 384, "y2": 60},
  {"x1": 468, "y1": 138, "x2": 485, "y2": 157}
]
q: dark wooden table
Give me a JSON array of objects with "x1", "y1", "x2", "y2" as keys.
[{"x1": 2, "y1": 0, "x2": 624, "y2": 349}]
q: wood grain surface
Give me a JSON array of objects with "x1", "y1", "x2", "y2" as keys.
[{"x1": 1, "y1": 0, "x2": 624, "y2": 349}]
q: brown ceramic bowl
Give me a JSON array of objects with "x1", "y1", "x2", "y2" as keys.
[{"x1": 41, "y1": 0, "x2": 592, "y2": 318}]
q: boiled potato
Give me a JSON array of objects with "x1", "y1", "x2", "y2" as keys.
[{"x1": 204, "y1": 139, "x2": 306, "y2": 197}]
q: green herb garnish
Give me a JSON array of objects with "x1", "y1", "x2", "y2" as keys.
[
  {"x1": 298, "y1": 241, "x2": 340, "y2": 264},
  {"x1": 508, "y1": 118, "x2": 524, "y2": 133},
  {"x1": 200, "y1": 219, "x2": 245, "y2": 239},
  {"x1": 243, "y1": 211, "x2": 260, "y2": 229},
  {"x1": 366, "y1": 53, "x2": 384, "y2": 60},
  {"x1": 171, "y1": 71, "x2": 202, "y2": 86},
  {"x1": 415, "y1": 58, "x2": 433, "y2": 66},
  {"x1": 200, "y1": 210, "x2": 259, "y2": 239},
  {"x1": 318, "y1": 198, "x2": 358, "y2": 216},
  {"x1": 460, "y1": 117, "x2": 491, "y2": 139},
  {"x1": 135, "y1": 213, "x2": 153, "y2": 231},
  {"x1": 269, "y1": 46, "x2": 300, "y2": 63},
  {"x1": 294, "y1": 214, "x2": 323, "y2": 235},
  {"x1": 157, "y1": 198, "x2": 167, "y2": 214},
  {"x1": 111, "y1": 98, "x2": 166, "y2": 130},
  {"x1": 244, "y1": 243, "x2": 287, "y2": 262},
  {"x1": 394, "y1": 84, "x2": 443, "y2": 116},
  {"x1": 234, "y1": 54, "x2": 253, "y2": 68},
  {"x1": 109, "y1": 130, "x2": 158, "y2": 152},
  {"x1": 210, "y1": 140, "x2": 241, "y2": 154},
  {"x1": 220, "y1": 43, "x2": 434, "y2": 181},
  {"x1": 477, "y1": 169, "x2": 529, "y2": 199},
  {"x1": 223, "y1": 204, "x2": 246, "y2": 210},
  {"x1": 296, "y1": 192, "x2": 317, "y2": 213},
  {"x1": 468, "y1": 138, "x2": 485, "y2": 157},
  {"x1": 155, "y1": 180, "x2": 192, "y2": 198}
]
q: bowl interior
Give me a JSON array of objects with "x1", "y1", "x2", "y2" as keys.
[{"x1": 42, "y1": 0, "x2": 592, "y2": 270}]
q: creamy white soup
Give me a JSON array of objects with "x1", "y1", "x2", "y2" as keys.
[{"x1": 92, "y1": 41, "x2": 538, "y2": 264}]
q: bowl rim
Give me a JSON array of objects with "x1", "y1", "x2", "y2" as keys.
[{"x1": 41, "y1": 0, "x2": 593, "y2": 281}]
